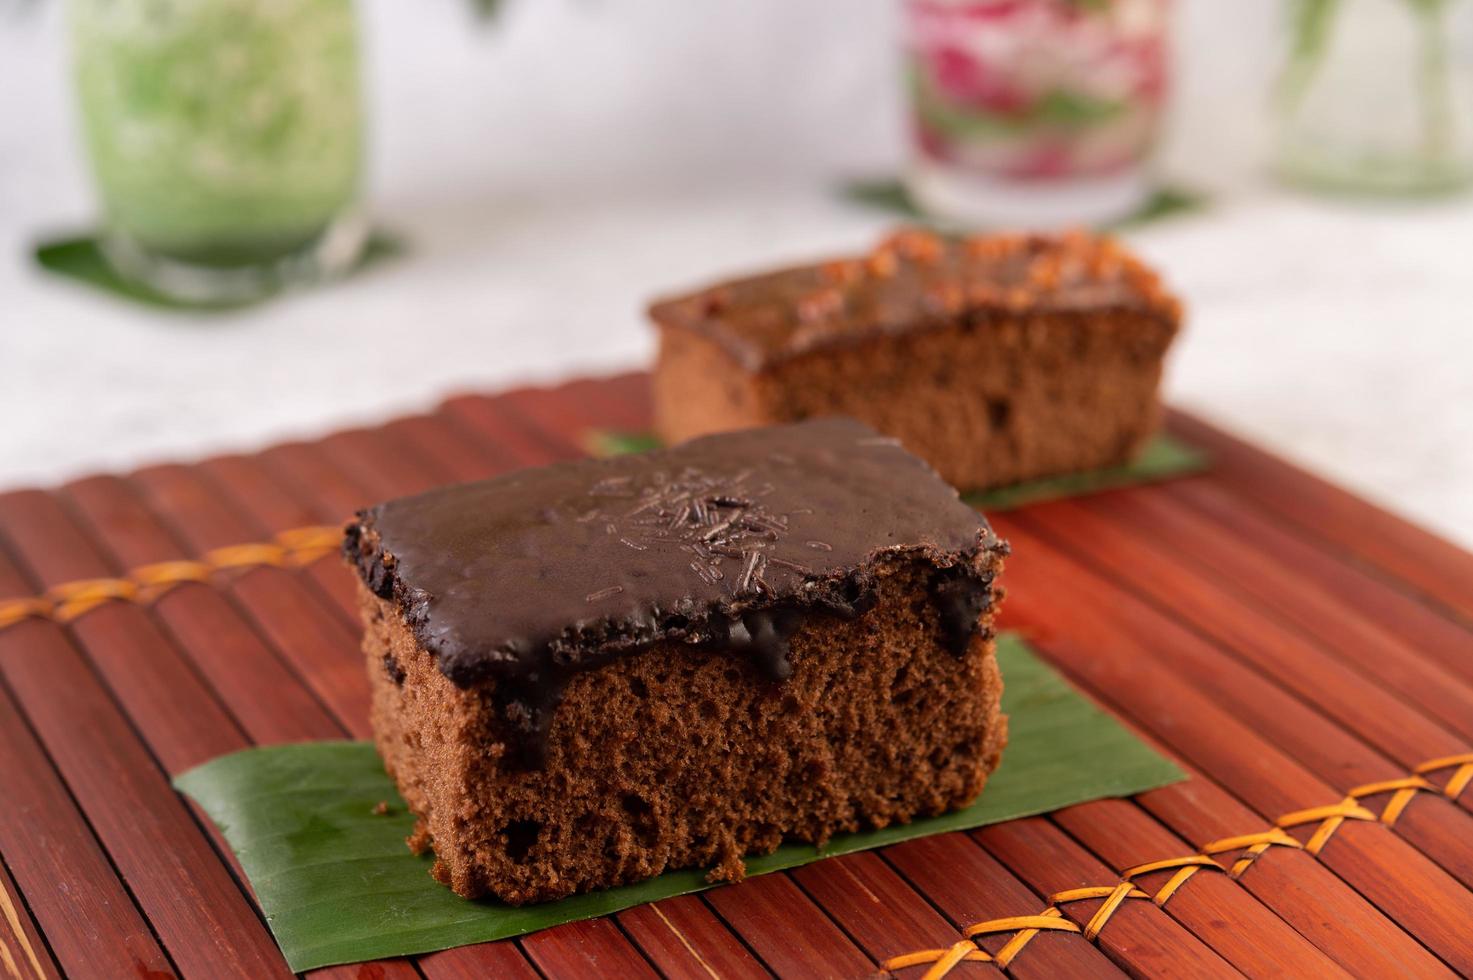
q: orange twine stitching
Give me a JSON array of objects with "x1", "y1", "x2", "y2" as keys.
[
  {"x1": 1200, "y1": 827, "x2": 1302, "y2": 877},
  {"x1": 885, "y1": 768, "x2": 1473, "y2": 977},
  {"x1": 0, "y1": 523, "x2": 343, "y2": 629},
  {"x1": 888, "y1": 883, "x2": 1151, "y2": 977},
  {"x1": 888, "y1": 940, "x2": 991, "y2": 979},
  {"x1": 1061, "y1": 883, "x2": 1149, "y2": 941},
  {"x1": 0, "y1": 597, "x2": 52, "y2": 630},
  {"x1": 1344, "y1": 776, "x2": 1437, "y2": 826},
  {"x1": 1120, "y1": 854, "x2": 1223, "y2": 906},
  {"x1": 1273, "y1": 767, "x2": 1464, "y2": 852},
  {"x1": 887, "y1": 771, "x2": 1472, "y2": 978},
  {"x1": 884, "y1": 822, "x2": 1307, "y2": 976},
  {"x1": 48, "y1": 578, "x2": 139, "y2": 623},
  {"x1": 130, "y1": 560, "x2": 214, "y2": 603},
  {"x1": 966, "y1": 908, "x2": 1076, "y2": 968},
  {"x1": 1415, "y1": 754, "x2": 1473, "y2": 802},
  {"x1": 273, "y1": 525, "x2": 344, "y2": 565},
  {"x1": 1275, "y1": 801, "x2": 1380, "y2": 854}
]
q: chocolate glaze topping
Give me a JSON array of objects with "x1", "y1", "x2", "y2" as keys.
[
  {"x1": 345, "y1": 418, "x2": 1005, "y2": 766},
  {"x1": 649, "y1": 228, "x2": 1182, "y2": 371}
]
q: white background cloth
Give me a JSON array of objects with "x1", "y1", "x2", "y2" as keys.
[{"x1": 3, "y1": 0, "x2": 1471, "y2": 548}]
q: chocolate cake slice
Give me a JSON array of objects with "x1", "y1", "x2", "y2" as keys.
[
  {"x1": 649, "y1": 228, "x2": 1182, "y2": 490},
  {"x1": 345, "y1": 418, "x2": 1007, "y2": 905}
]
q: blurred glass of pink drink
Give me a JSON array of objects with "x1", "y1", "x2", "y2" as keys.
[{"x1": 904, "y1": 0, "x2": 1170, "y2": 228}]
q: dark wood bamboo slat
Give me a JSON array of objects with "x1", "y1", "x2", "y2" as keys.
[
  {"x1": 1061, "y1": 485, "x2": 1473, "y2": 743},
  {"x1": 500, "y1": 383, "x2": 619, "y2": 451},
  {"x1": 704, "y1": 874, "x2": 878, "y2": 978},
  {"x1": 1165, "y1": 410, "x2": 1473, "y2": 624},
  {"x1": 518, "y1": 915, "x2": 661, "y2": 978},
  {"x1": 1161, "y1": 476, "x2": 1473, "y2": 687},
  {"x1": 0, "y1": 504, "x2": 291, "y2": 980},
  {"x1": 790, "y1": 851, "x2": 997, "y2": 971},
  {"x1": 192, "y1": 456, "x2": 362, "y2": 625},
  {"x1": 990, "y1": 511, "x2": 1473, "y2": 884},
  {"x1": 1005, "y1": 494, "x2": 1473, "y2": 863},
  {"x1": 260, "y1": 439, "x2": 379, "y2": 522},
  {"x1": 0, "y1": 667, "x2": 172, "y2": 980},
  {"x1": 416, "y1": 943, "x2": 540, "y2": 980},
  {"x1": 0, "y1": 489, "x2": 428, "y2": 980},
  {"x1": 127, "y1": 463, "x2": 373, "y2": 734},
  {"x1": 1009, "y1": 496, "x2": 1472, "y2": 763},
  {"x1": 990, "y1": 521, "x2": 1473, "y2": 973},
  {"x1": 567, "y1": 370, "x2": 655, "y2": 430},
  {"x1": 439, "y1": 393, "x2": 567, "y2": 468},
  {"x1": 384, "y1": 413, "x2": 520, "y2": 480},
  {"x1": 616, "y1": 894, "x2": 772, "y2": 979},
  {"x1": 0, "y1": 491, "x2": 249, "y2": 770},
  {"x1": 2, "y1": 373, "x2": 1471, "y2": 977},
  {"x1": 64, "y1": 474, "x2": 342, "y2": 745},
  {"x1": 56, "y1": 478, "x2": 429, "y2": 980},
  {"x1": 0, "y1": 853, "x2": 60, "y2": 980}
]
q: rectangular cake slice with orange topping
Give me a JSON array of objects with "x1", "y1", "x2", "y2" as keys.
[{"x1": 649, "y1": 229, "x2": 1182, "y2": 489}]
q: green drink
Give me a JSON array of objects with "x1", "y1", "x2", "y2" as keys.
[{"x1": 70, "y1": 0, "x2": 365, "y2": 301}]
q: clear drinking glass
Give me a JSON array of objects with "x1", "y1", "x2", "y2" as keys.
[
  {"x1": 1276, "y1": 0, "x2": 1473, "y2": 195},
  {"x1": 69, "y1": 0, "x2": 367, "y2": 303},
  {"x1": 903, "y1": 0, "x2": 1171, "y2": 228}
]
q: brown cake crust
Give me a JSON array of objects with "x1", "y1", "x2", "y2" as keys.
[
  {"x1": 362, "y1": 548, "x2": 1006, "y2": 905},
  {"x1": 650, "y1": 229, "x2": 1182, "y2": 490}
]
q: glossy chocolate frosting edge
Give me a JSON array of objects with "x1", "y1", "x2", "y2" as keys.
[
  {"x1": 648, "y1": 229, "x2": 1182, "y2": 372},
  {"x1": 345, "y1": 517, "x2": 1006, "y2": 767}
]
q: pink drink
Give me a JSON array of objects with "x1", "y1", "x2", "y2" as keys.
[{"x1": 904, "y1": 0, "x2": 1170, "y2": 227}]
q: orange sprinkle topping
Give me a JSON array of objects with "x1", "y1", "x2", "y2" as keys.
[
  {"x1": 797, "y1": 288, "x2": 845, "y2": 323},
  {"x1": 865, "y1": 248, "x2": 900, "y2": 279},
  {"x1": 820, "y1": 259, "x2": 864, "y2": 286},
  {"x1": 880, "y1": 228, "x2": 946, "y2": 263}
]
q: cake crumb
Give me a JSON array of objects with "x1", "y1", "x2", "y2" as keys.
[
  {"x1": 407, "y1": 820, "x2": 432, "y2": 855},
  {"x1": 706, "y1": 838, "x2": 749, "y2": 885}
]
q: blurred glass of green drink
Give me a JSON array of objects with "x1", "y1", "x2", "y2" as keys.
[{"x1": 69, "y1": 0, "x2": 366, "y2": 303}]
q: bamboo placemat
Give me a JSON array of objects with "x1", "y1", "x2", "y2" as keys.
[{"x1": 0, "y1": 371, "x2": 1469, "y2": 979}]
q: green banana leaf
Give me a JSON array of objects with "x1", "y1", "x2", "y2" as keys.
[
  {"x1": 964, "y1": 434, "x2": 1207, "y2": 510},
  {"x1": 176, "y1": 635, "x2": 1183, "y2": 971},
  {"x1": 33, "y1": 231, "x2": 405, "y2": 312},
  {"x1": 839, "y1": 178, "x2": 1206, "y2": 229}
]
